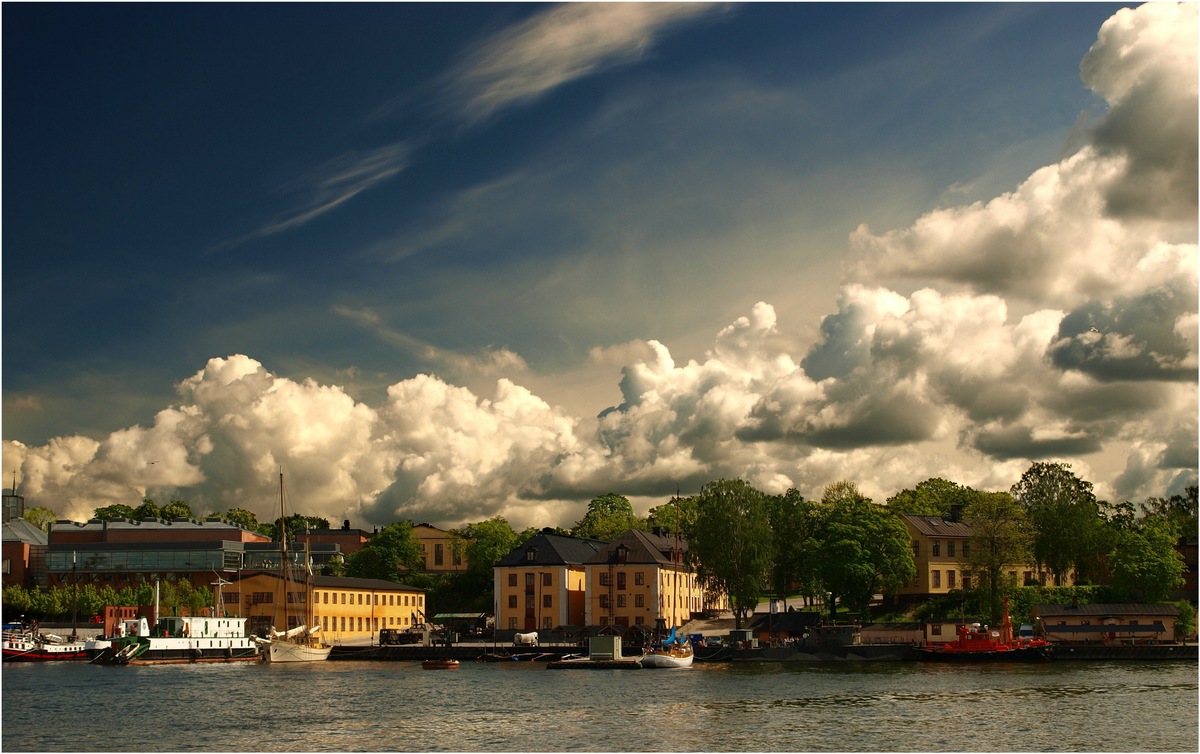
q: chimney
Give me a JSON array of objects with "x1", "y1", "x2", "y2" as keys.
[
  {"x1": 342, "y1": 519, "x2": 350, "y2": 531},
  {"x1": 949, "y1": 504, "x2": 962, "y2": 523}
]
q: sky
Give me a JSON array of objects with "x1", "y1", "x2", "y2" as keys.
[{"x1": 2, "y1": 2, "x2": 1196, "y2": 533}]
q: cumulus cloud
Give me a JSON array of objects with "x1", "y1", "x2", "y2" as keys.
[
  {"x1": 445, "y1": 2, "x2": 729, "y2": 122},
  {"x1": 3, "y1": 3, "x2": 1195, "y2": 530}
]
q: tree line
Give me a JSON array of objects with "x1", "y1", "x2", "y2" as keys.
[{"x1": 9, "y1": 462, "x2": 1194, "y2": 627}]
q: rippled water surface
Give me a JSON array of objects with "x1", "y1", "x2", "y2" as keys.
[{"x1": 3, "y1": 659, "x2": 1196, "y2": 751}]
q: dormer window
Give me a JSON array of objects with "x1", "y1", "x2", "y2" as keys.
[{"x1": 525, "y1": 548, "x2": 537, "y2": 562}]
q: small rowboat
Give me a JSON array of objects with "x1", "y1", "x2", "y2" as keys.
[{"x1": 422, "y1": 658, "x2": 460, "y2": 669}]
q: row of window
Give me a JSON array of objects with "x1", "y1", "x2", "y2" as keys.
[{"x1": 912, "y1": 540, "x2": 968, "y2": 558}]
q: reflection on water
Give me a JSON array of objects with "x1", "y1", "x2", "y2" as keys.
[{"x1": 3, "y1": 659, "x2": 1196, "y2": 752}]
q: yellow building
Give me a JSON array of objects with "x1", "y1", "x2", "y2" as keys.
[
  {"x1": 412, "y1": 523, "x2": 466, "y2": 573},
  {"x1": 583, "y1": 529, "x2": 712, "y2": 630},
  {"x1": 898, "y1": 512, "x2": 1051, "y2": 598},
  {"x1": 233, "y1": 570, "x2": 426, "y2": 643},
  {"x1": 493, "y1": 529, "x2": 605, "y2": 631}
]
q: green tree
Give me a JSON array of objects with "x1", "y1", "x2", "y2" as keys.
[
  {"x1": 92, "y1": 504, "x2": 137, "y2": 520},
  {"x1": 886, "y1": 478, "x2": 971, "y2": 517},
  {"x1": 645, "y1": 494, "x2": 698, "y2": 536},
  {"x1": 1107, "y1": 516, "x2": 1185, "y2": 602},
  {"x1": 813, "y1": 481, "x2": 914, "y2": 621},
  {"x1": 346, "y1": 522, "x2": 423, "y2": 581},
  {"x1": 452, "y1": 516, "x2": 522, "y2": 612},
  {"x1": 1011, "y1": 462, "x2": 1105, "y2": 584},
  {"x1": 1142, "y1": 486, "x2": 1198, "y2": 536},
  {"x1": 23, "y1": 506, "x2": 57, "y2": 531},
  {"x1": 160, "y1": 500, "x2": 194, "y2": 520},
  {"x1": 765, "y1": 489, "x2": 819, "y2": 608},
  {"x1": 688, "y1": 479, "x2": 774, "y2": 628},
  {"x1": 962, "y1": 491, "x2": 1034, "y2": 624},
  {"x1": 268, "y1": 514, "x2": 332, "y2": 543},
  {"x1": 224, "y1": 507, "x2": 260, "y2": 531},
  {"x1": 572, "y1": 493, "x2": 643, "y2": 541},
  {"x1": 132, "y1": 499, "x2": 161, "y2": 520}
]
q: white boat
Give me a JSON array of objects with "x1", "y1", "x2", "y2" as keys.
[
  {"x1": 641, "y1": 628, "x2": 694, "y2": 668},
  {"x1": 262, "y1": 470, "x2": 331, "y2": 663},
  {"x1": 98, "y1": 615, "x2": 260, "y2": 665},
  {"x1": 3, "y1": 628, "x2": 92, "y2": 662}
]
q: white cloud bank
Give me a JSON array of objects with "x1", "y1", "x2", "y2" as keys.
[{"x1": 4, "y1": 2, "x2": 1195, "y2": 529}]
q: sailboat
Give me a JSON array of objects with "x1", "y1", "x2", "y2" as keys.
[
  {"x1": 260, "y1": 470, "x2": 332, "y2": 663},
  {"x1": 641, "y1": 627, "x2": 694, "y2": 668}
]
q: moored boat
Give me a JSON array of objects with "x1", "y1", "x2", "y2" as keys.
[
  {"x1": 260, "y1": 471, "x2": 332, "y2": 663},
  {"x1": 93, "y1": 615, "x2": 261, "y2": 665},
  {"x1": 3, "y1": 627, "x2": 91, "y2": 662},
  {"x1": 917, "y1": 598, "x2": 1052, "y2": 662},
  {"x1": 422, "y1": 658, "x2": 460, "y2": 669},
  {"x1": 641, "y1": 628, "x2": 694, "y2": 668}
]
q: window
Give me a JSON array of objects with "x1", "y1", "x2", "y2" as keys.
[
  {"x1": 634, "y1": 572, "x2": 645, "y2": 586},
  {"x1": 322, "y1": 591, "x2": 328, "y2": 604},
  {"x1": 435, "y1": 544, "x2": 444, "y2": 566},
  {"x1": 508, "y1": 618, "x2": 518, "y2": 629},
  {"x1": 525, "y1": 572, "x2": 535, "y2": 587},
  {"x1": 932, "y1": 570, "x2": 941, "y2": 588},
  {"x1": 525, "y1": 548, "x2": 537, "y2": 562},
  {"x1": 526, "y1": 596, "x2": 534, "y2": 609},
  {"x1": 911, "y1": 542, "x2": 919, "y2": 559},
  {"x1": 617, "y1": 572, "x2": 626, "y2": 590},
  {"x1": 357, "y1": 618, "x2": 363, "y2": 632},
  {"x1": 635, "y1": 616, "x2": 644, "y2": 625},
  {"x1": 542, "y1": 617, "x2": 552, "y2": 629},
  {"x1": 341, "y1": 593, "x2": 346, "y2": 604},
  {"x1": 508, "y1": 573, "x2": 517, "y2": 587},
  {"x1": 962, "y1": 576, "x2": 971, "y2": 590},
  {"x1": 340, "y1": 617, "x2": 346, "y2": 632},
  {"x1": 932, "y1": 541, "x2": 941, "y2": 557},
  {"x1": 635, "y1": 594, "x2": 644, "y2": 608},
  {"x1": 617, "y1": 595, "x2": 626, "y2": 608},
  {"x1": 542, "y1": 573, "x2": 552, "y2": 587},
  {"x1": 252, "y1": 592, "x2": 273, "y2": 604},
  {"x1": 600, "y1": 595, "x2": 610, "y2": 608},
  {"x1": 599, "y1": 572, "x2": 610, "y2": 586},
  {"x1": 947, "y1": 542, "x2": 956, "y2": 557},
  {"x1": 508, "y1": 596, "x2": 517, "y2": 608},
  {"x1": 932, "y1": 625, "x2": 942, "y2": 636},
  {"x1": 543, "y1": 595, "x2": 552, "y2": 608},
  {"x1": 962, "y1": 542, "x2": 970, "y2": 556},
  {"x1": 947, "y1": 570, "x2": 956, "y2": 589}
]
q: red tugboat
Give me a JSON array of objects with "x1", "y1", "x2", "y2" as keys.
[{"x1": 918, "y1": 597, "x2": 1052, "y2": 662}]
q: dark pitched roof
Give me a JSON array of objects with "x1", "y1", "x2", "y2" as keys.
[
  {"x1": 495, "y1": 529, "x2": 608, "y2": 567},
  {"x1": 2, "y1": 519, "x2": 48, "y2": 545},
  {"x1": 901, "y1": 514, "x2": 972, "y2": 538},
  {"x1": 1035, "y1": 603, "x2": 1179, "y2": 618},
  {"x1": 233, "y1": 570, "x2": 423, "y2": 592},
  {"x1": 584, "y1": 529, "x2": 688, "y2": 566}
]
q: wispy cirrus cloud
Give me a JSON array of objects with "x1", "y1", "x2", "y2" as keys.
[
  {"x1": 214, "y1": 142, "x2": 412, "y2": 252},
  {"x1": 445, "y1": 2, "x2": 730, "y2": 123}
]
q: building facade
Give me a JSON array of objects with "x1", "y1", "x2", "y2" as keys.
[
  {"x1": 494, "y1": 529, "x2": 606, "y2": 631},
  {"x1": 233, "y1": 570, "x2": 426, "y2": 642},
  {"x1": 1033, "y1": 603, "x2": 1180, "y2": 644},
  {"x1": 898, "y1": 512, "x2": 1053, "y2": 598},
  {"x1": 412, "y1": 523, "x2": 466, "y2": 573},
  {"x1": 582, "y1": 529, "x2": 710, "y2": 630}
]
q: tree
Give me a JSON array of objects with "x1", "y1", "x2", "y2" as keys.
[
  {"x1": 572, "y1": 493, "x2": 643, "y2": 541},
  {"x1": 132, "y1": 499, "x2": 161, "y2": 520},
  {"x1": 813, "y1": 481, "x2": 914, "y2": 621},
  {"x1": 1142, "y1": 486, "x2": 1198, "y2": 536},
  {"x1": 92, "y1": 504, "x2": 136, "y2": 520},
  {"x1": 1010, "y1": 462, "x2": 1105, "y2": 584},
  {"x1": 765, "y1": 489, "x2": 820, "y2": 608},
  {"x1": 23, "y1": 506, "x2": 57, "y2": 532},
  {"x1": 346, "y1": 522, "x2": 423, "y2": 581},
  {"x1": 962, "y1": 491, "x2": 1034, "y2": 624},
  {"x1": 452, "y1": 516, "x2": 521, "y2": 612},
  {"x1": 224, "y1": 507, "x2": 260, "y2": 531},
  {"x1": 1107, "y1": 516, "x2": 1185, "y2": 603},
  {"x1": 268, "y1": 514, "x2": 333, "y2": 543},
  {"x1": 687, "y1": 479, "x2": 774, "y2": 628},
  {"x1": 886, "y1": 478, "x2": 972, "y2": 517},
  {"x1": 646, "y1": 494, "x2": 698, "y2": 536},
  {"x1": 160, "y1": 500, "x2": 194, "y2": 520}
]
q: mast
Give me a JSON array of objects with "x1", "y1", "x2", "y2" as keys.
[{"x1": 279, "y1": 468, "x2": 289, "y2": 633}]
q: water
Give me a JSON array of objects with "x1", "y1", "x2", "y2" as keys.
[{"x1": 3, "y1": 660, "x2": 1197, "y2": 752}]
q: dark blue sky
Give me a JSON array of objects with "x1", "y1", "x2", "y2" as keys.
[{"x1": 4, "y1": 3, "x2": 1193, "y2": 529}]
